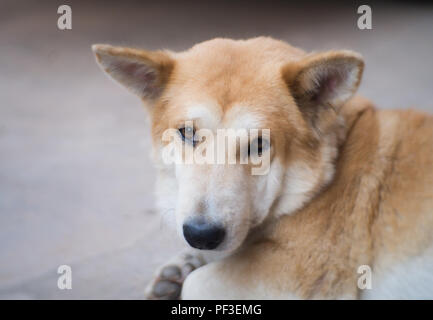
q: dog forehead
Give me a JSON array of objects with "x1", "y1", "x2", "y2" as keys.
[
  {"x1": 176, "y1": 37, "x2": 305, "y2": 63},
  {"x1": 224, "y1": 105, "x2": 263, "y2": 129},
  {"x1": 170, "y1": 38, "x2": 304, "y2": 106},
  {"x1": 162, "y1": 38, "x2": 305, "y2": 130},
  {"x1": 185, "y1": 103, "x2": 263, "y2": 130}
]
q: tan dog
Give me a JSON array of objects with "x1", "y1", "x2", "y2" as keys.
[{"x1": 92, "y1": 37, "x2": 433, "y2": 299}]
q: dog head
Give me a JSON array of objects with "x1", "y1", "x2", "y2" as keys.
[{"x1": 93, "y1": 37, "x2": 363, "y2": 253}]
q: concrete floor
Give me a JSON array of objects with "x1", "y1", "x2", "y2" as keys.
[{"x1": 0, "y1": 1, "x2": 432, "y2": 299}]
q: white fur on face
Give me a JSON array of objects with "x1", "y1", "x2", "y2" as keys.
[
  {"x1": 175, "y1": 163, "x2": 252, "y2": 251},
  {"x1": 154, "y1": 102, "x2": 281, "y2": 252},
  {"x1": 273, "y1": 161, "x2": 320, "y2": 216},
  {"x1": 224, "y1": 105, "x2": 263, "y2": 130},
  {"x1": 172, "y1": 99, "x2": 259, "y2": 251},
  {"x1": 153, "y1": 102, "x2": 339, "y2": 252},
  {"x1": 251, "y1": 159, "x2": 285, "y2": 226},
  {"x1": 186, "y1": 103, "x2": 222, "y2": 130},
  {"x1": 272, "y1": 136, "x2": 338, "y2": 217}
]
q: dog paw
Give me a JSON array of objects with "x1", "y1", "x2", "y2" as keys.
[{"x1": 145, "y1": 252, "x2": 205, "y2": 300}]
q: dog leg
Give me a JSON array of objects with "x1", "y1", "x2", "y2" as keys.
[
  {"x1": 181, "y1": 242, "x2": 359, "y2": 300},
  {"x1": 181, "y1": 260, "x2": 281, "y2": 300},
  {"x1": 145, "y1": 251, "x2": 206, "y2": 300},
  {"x1": 182, "y1": 259, "x2": 284, "y2": 299},
  {"x1": 181, "y1": 245, "x2": 291, "y2": 299}
]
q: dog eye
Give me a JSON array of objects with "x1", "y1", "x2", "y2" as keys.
[
  {"x1": 248, "y1": 137, "x2": 269, "y2": 157},
  {"x1": 178, "y1": 126, "x2": 196, "y2": 146}
]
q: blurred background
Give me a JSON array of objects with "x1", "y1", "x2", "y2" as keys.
[{"x1": 0, "y1": 0, "x2": 432, "y2": 299}]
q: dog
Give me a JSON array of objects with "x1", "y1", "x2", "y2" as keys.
[{"x1": 92, "y1": 37, "x2": 433, "y2": 299}]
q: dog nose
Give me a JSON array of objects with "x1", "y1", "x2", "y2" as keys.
[{"x1": 183, "y1": 218, "x2": 225, "y2": 250}]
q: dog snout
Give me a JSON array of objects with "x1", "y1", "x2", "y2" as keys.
[{"x1": 182, "y1": 218, "x2": 226, "y2": 250}]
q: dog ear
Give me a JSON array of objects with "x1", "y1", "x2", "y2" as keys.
[
  {"x1": 282, "y1": 50, "x2": 364, "y2": 121},
  {"x1": 92, "y1": 44, "x2": 174, "y2": 100}
]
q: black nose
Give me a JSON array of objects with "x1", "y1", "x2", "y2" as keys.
[{"x1": 183, "y1": 218, "x2": 225, "y2": 250}]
